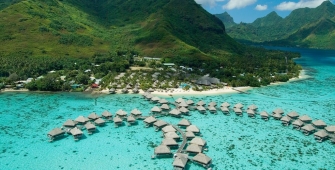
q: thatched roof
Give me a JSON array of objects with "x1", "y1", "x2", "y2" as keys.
[
  {"x1": 299, "y1": 115, "x2": 312, "y2": 122},
  {"x1": 190, "y1": 137, "x2": 206, "y2": 146},
  {"x1": 260, "y1": 111, "x2": 269, "y2": 117},
  {"x1": 272, "y1": 113, "x2": 282, "y2": 119},
  {"x1": 312, "y1": 120, "x2": 327, "y2": 127},
  {"x1": 272, "y1": 108, "x2": 284, "y2": 115},
  {"x1": 70, "y1": 127, "x2": 83, "y2": 136},
  {"x1": 130, "y1": 109, "x2": 142, "y2": 116},
  {"x1": 160, "y1": 104, "x2": 170, "y2": 110},
  {"x1": 151, "y1": 96, "x2": 160, "y2": 101},
  {"x1": 101, "y1": 110, "x2": 113, "y2": 117},
  {"x1": 48, "y1": 128, "x2": 65, "y2": 137},
  {"x1": 247, "y1": 104, "x2": 258, "y2": 110},
  {"x1": 178, "y1": 119, "x2": 191, "y2": 126},
  {"x1": 246, "y1": 109, "x2": 255, "y2": 115},
  {"x1": 151, "y1": 106, "x2": 162, "y2": 113},
  {"x1": 162, "y1": 125, "x2": 176, "y2": 133},
  {"x1": 292, "y1": 119, "x2": 304, "y2": 126},
  {"x1": 302, "y1": 124, "x2": 315, "y2": 132},
  {"x1": 113, "y1": 116, "x2": 123, "y2": 123},
  {"x1": 196, "y1": 100, "x2": 205, "y2": 106},
  {"x1": 94, "y1": 118, "x2": 106, "y2": 125},
  {"x1": 234, "y1": 103, "x2": 243, "y2": 109},
  {"x1": 173, "y1": 154, "x2": 188, "y2": 168},
  {"x1": 185, "y1": 131, "x2": 195, "y2": 138},
  {"x1": 314, "y1": 130, "x2": 328, "y2": 138},
  {"x1": 325, "y1": 126, "x2": 335, "y2": 133},
  {"x1": 63, "y1": 119, "x2": 76, "y2": 127},
  {"x1": 75, "y1": 116, "x2": 87, "y2": 123},
  {"x1": 197, "y1": 106, "x2": 206, "y2": 111},
  {"x1": 220, "y1": 107, "x2": 229, "y2": 112},
  {"x1": 116, "y1": 109, "x2": 127, "y2": 116},
  {"x1": 85, "y1": 122, "x2": 96, "y2": 130},
  {"x1": 144, "y1": 116, "x2": 157, "y2": 124},
  {"x1": 159, "y1": 98, "x2": 169, "y2": 104},
  {"x1": 287, "y1": 111, "x2": 299, "y2": 118},
  {"x1": 154, "y1": 145, "x2": 171, "y2": 154},
  {"x1": 179, "y1": 107, "x2": 189, "y2": 113},
  {"x1": 186, "y1": 99, "x2": 194, "y2": 105},
  {"x1": 154, "y1": 120, "x2": 168, "y2": 128},
  {"x1": 178, "y1": 101, "x2": 188, "y2": 107},
  {"x1": 193, "y1": 153, "x2": 212, "y2": 165},
  {"x1": 233, "y1": 108, "x2": 242, "y2": 113},
  {"x1": 127, "y1": 115, "x2": 136, "y2": 122},
  {"x1": 208, "y1": 101, "x2": 217, "y2": 107},
  {"x1": 208, "y1": 106, "x2": 216, "y2": 111},
  {"x1": 164, "y1": 132, "x2": 180, "y2": 139},
  {"x1": 169, "y1": 109, "x2": 181, "y2": 116},
  {"x1": 221, "y1": 102, "x2": 230, "y2": 107},
  {"x1": 175, "y1": 98, "x2": 185, "y2": 103},
  {"x1": 88, "y1": 112, "x2": 100, "y2": 120},
  {"x1": 186, "y1": 143, "x2": 202, "y2": 153},
  {"x1": 186, "y1": 125, "x2": 200, "y2": 133},
  {"x1": 162, "y1": 138, "x2": 178, "y2": 146},
  {"x1": 280, "y1": 116, "x2": 291, "y2": 122}
]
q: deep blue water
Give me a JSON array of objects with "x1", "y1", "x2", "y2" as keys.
[{"x1": 0, "y1": 47, "x2": 334, "y2": 170}]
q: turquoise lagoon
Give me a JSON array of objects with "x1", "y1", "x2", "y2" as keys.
[{"x1": 0, "y1": 47, "x2": 335, "y2": 170}]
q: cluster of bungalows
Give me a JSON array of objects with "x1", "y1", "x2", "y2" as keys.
[
  {"x1": 149, "y1": 116, "x2": 212, "y2": 169},
  {"x1": 47, "y1": 109, "x2": 143, "y2": 142},
  {"x1": 142, "y1": 94, "x2": 335, "y2": 144}
]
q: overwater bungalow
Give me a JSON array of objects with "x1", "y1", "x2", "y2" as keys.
[
  {"x1": 234, "y1": 103, "x2": 243, "y2": 109},
  {"x1": 94, "y1": 118, "x2": 106, "y2": 126},
  {"x1": 127, "y1": 115, "x2": 136, "y2": 126},
  {"x1": 142, "y1": 92, "x2": 150, "y2": 98},
  {"x1": 233, "y1": 108, "x2": 243, "y2": 116},
  {"x1": 325, "y1": 126, "x2": 335, "y2": 133},
  {"x1": 221, "y1": 102, "x2": 230, "y2": 108},
  {"x1": 164, "y1": 132, "x2": 180, "y2": 141},
  {"x1": 47, "y1": 128, "x2": 65, "y2": 142},
  {"x1": 154, "y1": 121, "x2": 168, "y2": 132},
  {"x1": 196, "y1": 106, "x2": 207, "y2": 114},
  {"x1": 196, "y1": 100, "x2": 206, "y2": 106},
  {"x1": 144, "y1": 116, "x2": 157, "y2": 127},
  {"x1": 247, "y1": 104, "x2": 258, "y2": 111},
  {"x1": 192, "y1": 153, "x2": 212, "y2": 168},
  {"x1": 260, "y1": 111, "x2": 269, "y2": 121},
  {"x1": 63, "y1": 119, "x2": 77, "y2": 131},
  {"x1": 272, "y1": 113, "x2": 282, "y2": 120},
  {"x1": 246, "y1": 109, "x2": 256, "y2": 118},
  {"x1": 175, "y1": 98, "x2": 185, "y2": 104},
  {"x1": 220, "y1": 107, "x2": 230, "y2": 115},
  {"x1": 74, "y1": 116, "x2": 88, "y2": 125},
  {"x1": 70, "y1": 127, "x2": 83, "y2": 141},
  {"x1": 179, "y1": 107, "x2": 190, "y2": 115},
  {"x1": 101, "y1": 110, "x2": 113, "y2": 121},
  {"x1": 186, "y1": 99, "x2": 194, "y2": 105},
  {"x1": 185, "y1": 131, "x2": 196, "y2": 140},
  {"x1": 287, "y1": 111, "x2": 299, "y2": 119},
  {"x1": 178, "y1": 119, "x2": 191, "y2": 128},
  {"x1": 132, "y1": 87, "x2": 139, "y2": 93},
  {"x1": 162, "y1": 138, "x2": 179, "y2": 149},
  {"x1": 178, "y1": 101, "x2": 188, "y2": 108},
  {"x1": 151, "y1": 96, "x2": 160, "y2": 103},
  {"x1": 173, "y1": 153, "x2": 188, "y2": 170},
  {"x1": 159, "y1": 98, "x2": 169, "y2": 104},
  {"x1": 85, "y1": 122, "x2": 96, "y2": 135},
  {"x1": 145, "y1": 94, "x2": 154, "y2": 100},
  {"x1": 113, "y1": 116, "x2": 123, "y2": 127},
  {"x1": 186, "y1": 125, "x2": 200, "y2": 135},
  {"x1": 208, "y1": 106, "x2": 217, "y2": 114},
  {"x1": 186, "y1": 143, "x2": 203, "y2": 155},
  {"x1": 292, "y1": 119, "x2": 304, "y2": 130},
  {"x1": 169, "y1": 109, "x2": 182, "y2": 117},
  {"x1": 153, "y1": 145, "x2": 172, "y2": 158},
  {"x1": 116, "y1": 109, "x2": 127, "y2": 119},
  {"x1": 312, "y1": 120, "x2": 327, "y2": 129},
  {"x1": 314, "y1": 130, "x2": 329, "y2": 142},
  {"x1": 190, "y1": 137, "x2": 206, "y2": 146},
  {"x1": 301, "y1": 124, "x2": 316, "y2": 135},
  {"x1": 162, "y1": 125, "x2": 176, "y2": 133},
  {"x1": 280, "y1": 116, "x2": 291, "y2": 126},
  {"x1": 272, "y1": 108, "x2": 284, "y2": 115},
  {"x1": 151, "y1": 106, "x2": 162, "y2": 114},
  {"x1": 208, "y1": 101, "x2": 217, "y2": 107},
  {"x1": 160, "y1": 104, "x2": 170, "y2": 111},
  {"x1": 299, "y1": 115, "x2": 312, "y2": 123},
  {"x1": 87, "y1": 112, "x2": 100, "y2": 120},
  {"x1": 109, "y1": 88, "x2": 116, "y2": 94},
  {"x1": 130, "y1": 109, "x2": 142, "y2": 118}
]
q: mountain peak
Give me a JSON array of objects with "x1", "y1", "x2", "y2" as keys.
[
  {"x1": 215, "y1": 12, "x2": 236, "y2": 28},
  {"x1": 251, "y1": 11, "x2": 283, "y2": 27}
]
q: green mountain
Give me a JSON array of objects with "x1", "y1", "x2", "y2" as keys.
[
  {"x1": 226, "y1": 1, "x2": 335, "y2": 49},
  {"x1": 0, "y1": 0, "x2": 243, "y2": 62},
  {"x1": 215, "y1": 12, "x2": 236, "y2": 28}
]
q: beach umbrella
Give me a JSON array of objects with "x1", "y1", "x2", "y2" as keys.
[
  {"x1": 299, "y1": 115, "x2": 312, "y2": 123},
  {"x1": 287, "y1": 111, "x2": 299, "y2": 118},
  {"x1": 312, "y1": 120, "x2": 327, "y2": 128}
]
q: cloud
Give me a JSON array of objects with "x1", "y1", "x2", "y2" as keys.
[
  {"x1": 222, "y1": 0, "x2": 257, "y2": 10},
  {"x1": 194, "y1": 0, "x2": 225, "y2": 7},
  {"x1": 276, "y1": 0, "x2": 329, "y2": 11},
  {"x1": 255, "y1": 4, "x2": 268, "y2": 10}
]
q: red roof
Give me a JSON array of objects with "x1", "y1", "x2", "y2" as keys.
[{"x1": 91, "y1": 84, "x2": 99, "y2": 88}]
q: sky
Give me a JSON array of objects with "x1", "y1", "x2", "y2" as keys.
[{"x1": 195, "y1": 0, "x2": 334, "y2": 23}]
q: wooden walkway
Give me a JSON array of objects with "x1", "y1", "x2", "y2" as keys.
[
  {"x1": 232, "y1": 87, "x2": 249, "y2": 94},
  {"x1": 171, "y1": 124, "x2": 187, "y2": 153}
]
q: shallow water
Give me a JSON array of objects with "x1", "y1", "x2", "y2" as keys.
[{"x1": 0, "y1": 47, "x2": 334, "y2": 170}]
